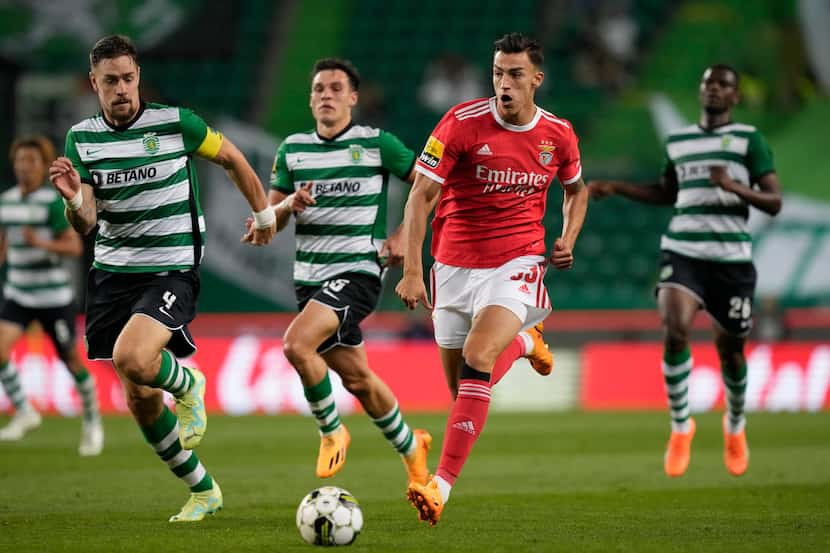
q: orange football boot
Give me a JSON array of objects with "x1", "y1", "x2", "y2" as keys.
[
  {"x1": 723, "y1": 416, "x2": 749, "y2": 476},
  {"x1": 664, "y1": 418, "x2": 696, "y2": 477},
  {"x1": 407, "y1": 477, "x2": 444, "y2": 526},
  {"x1": 402, "y1": 429, "x2": 432, "y2": 485},
  {"x1": 526, "y1": 323, "x2": 553, "y2": 376},
  {"x1": 316, "y1": 424, "x2": 350, "y2": 478}
]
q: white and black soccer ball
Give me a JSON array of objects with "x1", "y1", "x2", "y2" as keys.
[{"x1": 296, "y1": 486, "x2": 363, "y2": 546}]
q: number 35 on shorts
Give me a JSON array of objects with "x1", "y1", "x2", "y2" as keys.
[{"x1": 728, "y1": 296, "x2": 751, "y2": 320}]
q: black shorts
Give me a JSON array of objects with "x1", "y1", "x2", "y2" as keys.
[
  {"x1": 0, "y1": 299, "x2": 79, "y2": 357},
  {"x1": 656, "y1": 250, "x2": 757, "y2": 336},
  {"x1": 85, "y1": 268, "x2": 200, "y2": 360},
  {"x1": 295, "y1": 272, "x2": 381, "y2": 353}
]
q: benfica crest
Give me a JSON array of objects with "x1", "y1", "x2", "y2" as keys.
[{"x1": 538, "y1": 143, "x2": 556, "y2": 165}]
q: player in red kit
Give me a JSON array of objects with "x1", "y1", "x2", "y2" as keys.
[{"x1": 396, "y1": 33, "x2": 589, "y2": 526}]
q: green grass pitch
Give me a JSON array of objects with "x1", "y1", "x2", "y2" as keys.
[{"x1": 1, "y1": 411, "x2": 828, "y2": 552}]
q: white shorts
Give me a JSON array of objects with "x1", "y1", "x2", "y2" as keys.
[{"x1": 430, "y1": 255, "x2": 552, "y2": 349}]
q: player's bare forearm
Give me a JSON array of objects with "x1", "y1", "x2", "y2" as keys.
[
  {"x1": 561, "y1": 178, "x2": 589, "y2": 249},
  {"x1": 401, "y1": 195, "x2": 427, "y2": 278},
  {"x1": 29, "y1": 229, "x2": 83, "y2": 257},
  {"x1": 268, "y1": 190, "x2": 293, "y2": 232},
  {"x1": 64, "y1": 183, "x2": 97, "y2": 235},
  {"x1": 713, "y1": 170, "x2": 782, "y2": 216},
  {"x1": 210, "y1": 137, "x2": 269, "y2": 212},
  {"x1": 401, "y1": 175, "x2": 440, "y2": 278},
  {"x1": 729, "y1": 185, "x2": 782, "y2": 215}
]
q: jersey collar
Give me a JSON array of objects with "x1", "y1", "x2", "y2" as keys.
[
  {"x1": 101, "y1": 101, "x2": 146, "y2": 132},
  {"x1": 697, "y1": 120, "x2": 734, "y2": 133},
  {"x1": 316, "y1": 121, "x2": 354, "y2": 142},
  {"x1": 489, "y1": 97, "x2": 541, "y2": 132}
]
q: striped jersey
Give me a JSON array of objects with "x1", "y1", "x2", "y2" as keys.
[
  {"x1": 0, "y1": 185, "x2": 74, "y2": 308},
  {"x1": 271, "y1": 124, "x2": 415, "y2": 285},
  {"x1": 661, "y1": 122, "x2": 774, "y2": 262},
  {"x1": 65, "y1": 102, "x2": 211, "y2": 273}
]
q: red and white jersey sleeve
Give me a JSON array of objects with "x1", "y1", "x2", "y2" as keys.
[{"x1": 415, "y1": 97, "x2": 583, "y2": 268}]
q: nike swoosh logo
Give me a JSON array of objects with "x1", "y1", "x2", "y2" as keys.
[{"x1": 85, "y1": 148, "x2": 102, "y2": 156}]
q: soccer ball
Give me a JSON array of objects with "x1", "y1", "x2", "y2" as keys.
[{"x1": 296, "y1": 486, "x2": 363, "y2": 546}]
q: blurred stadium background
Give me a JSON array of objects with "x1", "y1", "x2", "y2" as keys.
[
  {"x1": 2, "y1": 1, "x2": 830, "y2": 551},
  {"x1": 0, "y1": 0, "x2": 828, "y2": 418}
]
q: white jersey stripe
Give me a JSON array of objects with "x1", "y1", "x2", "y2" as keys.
[
  {"x1": 93, "y1": 244, "x2": 204, "y2": 267},
  {"x1": 285, "y1": 147, "x2": 382, "y2": 169},
  {"x1": 454, "y1": 99, "x2": 490, "y2": 117},
  {"x1": 539, "y1": 111, "x2": 571, "y2": 127},
  {"x1": 100, "y1": 180, "x2": 189, "y2": 212},
  {"x1": 456, "y1": 106, "x2": 492, "y2": 120},
  {"x1": 298, "y1": 205, "x2": 378, "y2": 226},
  {"x1": 414, "y1": 165, "x2": 446, "y2": 184},
  {"x1": 100, "y1": 214, "x2": 206, "y2": 239},
  {"x1": 76, "y1": 135, "x2": 185, "y2": 163}
]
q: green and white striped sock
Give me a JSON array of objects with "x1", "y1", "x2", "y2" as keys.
[
  {"x1": 71, "y1": 369, "x2": 100, "y2": 423},
  {"x1": 371, "y1": 402, "x2": 416, "y2": 457},
  {"x1": 141, "y1": 406, "x2": 213, "y2": 492},
  {"x1": 0, "y1": 361, "x2": 32, "y2": 412},
  {"x1": 304, "y1": 373, "x2": 341, "y2": 436},
  {"x1": 663, "y1": 347, "x2": 693, "y2": 433},
  {"x1": 722, "y1": 361, "x2": 747, "y2": 434},
  {"x1": 151, "y1": 350, "x2": 194, "y2": 397}
]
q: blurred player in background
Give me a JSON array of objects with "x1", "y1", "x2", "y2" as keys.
[
  {"x1": 255, "y1": 57, "x2": 433, "y2": 484},
  {"x1": 396, "y1": 33, "x2": 586, "y2": 525},
  {"x1": 49, "y1": 34, "x2": 276, "y2": 521},
  {"x1": 588, "y1": 64, "x2": 782, "y2": 478},
  {"x1": 0, "y1": 136, "x2": 102, "y2": 456}
]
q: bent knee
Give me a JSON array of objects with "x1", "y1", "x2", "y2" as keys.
[
  {"x1": 282, "y1": 336, "x2": 317, "y2": 366},
  {"x1": 461, "y1": 348, "x2": 499, "y2": 372},
  {"x1": 112, "y1": 346, "x2": 156, "y2": 383}
]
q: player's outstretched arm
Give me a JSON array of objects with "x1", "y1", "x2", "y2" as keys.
[
  {"x1": 587, "y1": 176, "x2": 677, "y2": 205},
  {"x1": 395, "y1": 172, "x2": 440, "y2": 310},
  {"x1": 49, "y1": 157, "x2": 97, "y2": 235},
  {"x1": 209, "y1": 136, "x2": 276, "y2": 246}
]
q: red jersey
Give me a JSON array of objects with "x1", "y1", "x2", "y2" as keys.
[{"x1": 415, "y1": 97, "x2": 582, "y2": 268}]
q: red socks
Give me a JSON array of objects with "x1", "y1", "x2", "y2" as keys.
[
  {"x1": 436, "y1": 363, "x2": 491, "y2": 485},
  {"x1": 489, "y1": 335, "x2": 525, "y2": 386}
]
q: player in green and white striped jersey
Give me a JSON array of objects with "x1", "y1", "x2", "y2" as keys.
[
  {"x1": 588, "y1": 65, "x2": 782, "y2": 478},
  {"x1": 49, "y1": 35, "x2": 276, "y2": 522},
  {"x1": 253, "y1": 58, "x2": 432, "y2": 484},
  {"x1": 0, "y1": 136, "x2": 102, "y2": 455}
]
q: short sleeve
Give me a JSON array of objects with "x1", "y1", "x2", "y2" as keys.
[
  {"x1": 556, "y1": 124, "x2": 582, "y2": 186},
  {"x1": 64, "y1": 131, "x2": 93, "y2": 185},
  {"x1": 48, "y1": 195, "x2": 70, "y2": 234},
  {"x1": 179, "y1": 108, "x2": 211, "y2": 154},
  {"x1": 414, "y1": 109, "x2": 464, "y2": 184},
  {"x1": 270, "y1": 141, "x2": 294, "y2": 194},
  {"x1": 378, "y1": 130, "x2": 415, "y2": 179},
  {"x1": 746, "y1": 130, "x2": 775, "y2": 181}
]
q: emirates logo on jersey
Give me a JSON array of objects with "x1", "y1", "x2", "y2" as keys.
[{"x1": 476, "y1": 164, "x2": 549, "y2": 197}]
